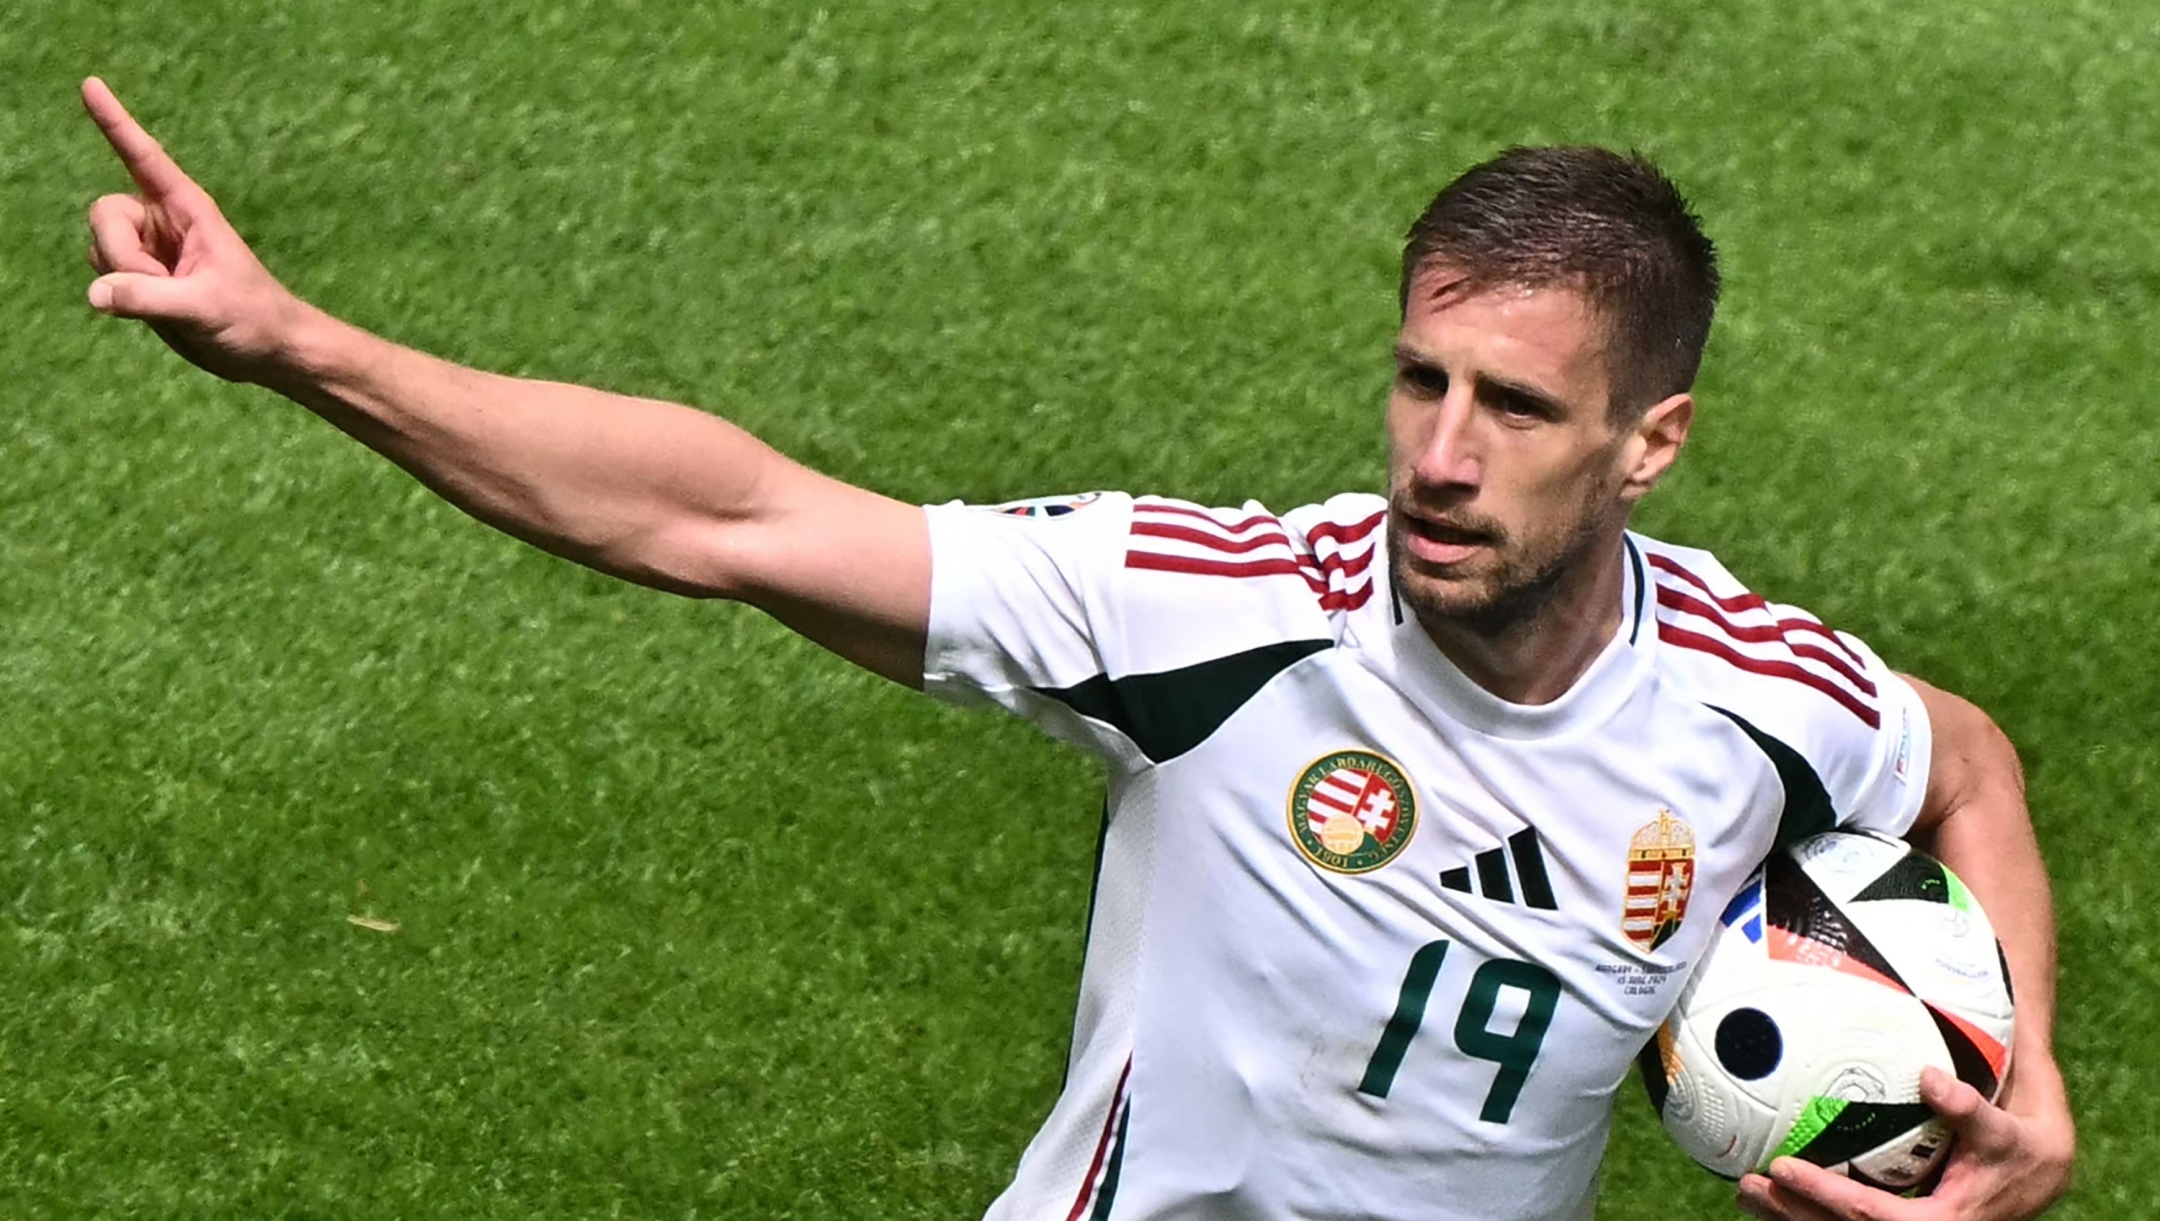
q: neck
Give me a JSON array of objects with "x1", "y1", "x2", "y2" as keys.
[{"x1": 1416, "y1": 532, "x2": 1629, "y2": 705}]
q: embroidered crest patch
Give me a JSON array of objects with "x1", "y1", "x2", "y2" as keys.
[
  {"x1": 1624, "y1": 808, "x2": 1696, "y2": 951},
  {"x1": 1288, "y1": 750, "x2": 1418, "y2": 874}
]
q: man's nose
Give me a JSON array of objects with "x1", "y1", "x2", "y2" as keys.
[{"x1": 1413, "y1": 389, "x2": 1482, "y2": 491}]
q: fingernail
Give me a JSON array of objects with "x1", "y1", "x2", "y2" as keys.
[{"x1": 88, "y1": 280, "x2": 114, "y2": 311}]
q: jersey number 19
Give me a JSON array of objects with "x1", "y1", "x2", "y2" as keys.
[{"x1": 1359, "y1": 941, "x2": 1562, "y2": 1123}]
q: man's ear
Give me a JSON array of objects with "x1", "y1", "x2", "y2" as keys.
[{"x1": 1618, "y1": 393, "x2": 1693, "y2": 504}]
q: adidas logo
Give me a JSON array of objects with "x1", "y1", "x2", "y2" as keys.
[{"x1": 1439, "y1": 828, "x2": 1558, "y2": 910}]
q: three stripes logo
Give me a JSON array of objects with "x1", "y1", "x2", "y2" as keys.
[{"x1": 1438, "y1": 827, "x2": 1558, "y2": 910}]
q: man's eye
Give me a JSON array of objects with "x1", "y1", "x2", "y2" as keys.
[
  {"x1": 1493, "y1": 391, "x2": 1555, "y2": 422},
  {"x1": 1399, "y1": 365, "x2": 1447, "y2": 397}
]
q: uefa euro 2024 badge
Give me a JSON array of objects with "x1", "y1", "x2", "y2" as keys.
[
  {"x1": 1288, "y1": 749, "x2": 1418, "y2": 874},
  {"x1": 987, "y1": 492, "x2": 1103, "y2": 518}
]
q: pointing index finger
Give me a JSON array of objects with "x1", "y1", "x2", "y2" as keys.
[{"x1": 81, "y1": 77, "x2": 202, "y2": 201}]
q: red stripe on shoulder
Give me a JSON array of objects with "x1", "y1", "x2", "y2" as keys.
[
  {"x1": 1646, "y1": 552, "x2": 1866, "y2": 665},
  {"x1": 1318, "y1": 546, "x2": 1376, "y2": 581},
  {"x1": 1124, "y1": 549, "x2": 1373, "y2": 609},
  {"x1": 1319, "y1": 584, "x2": 1376, "y2": 612},
  {"x1": 1125, "y1": 551, "x2": 1314, "y2": 581},
  {"x1": 1131, "y1": 500, "x2": 1281, "y2": 536},
  {"x1": 1304, "y1": 509, "x2": 1387, "y2": 547},
  {"x1": 1654, "y1": 586, "x2": 1878, "y2": 697},
  {"x1": 1658, "y1": 622, "x2": 1881, "y2": 728},
  {"x1": 1130, "y1": 520, "x2": 1294, "y2": 556}
]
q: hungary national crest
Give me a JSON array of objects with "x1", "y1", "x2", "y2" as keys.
[
  {"x1": 1624, "y1": 808, "x2": 1696, "y2": 951},
  {"x1": 1288, "y1": 750, "x2": 1417, "y2": 874}
]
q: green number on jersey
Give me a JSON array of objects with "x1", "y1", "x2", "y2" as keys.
[
  {"x1": 1453, "y1": 958, "x2": 1562, "y2": 1122},
  {"x1": 1357, "y1": 940, "x2": 1451, "y2": 1097},
  {"x1": 1358, "y1": 941, "x2": 1563, "y2": 1124}
]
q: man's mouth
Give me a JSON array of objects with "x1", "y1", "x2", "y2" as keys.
[{"x1": 1398, "y1": 511, "x2": 1499, "y2": 567}]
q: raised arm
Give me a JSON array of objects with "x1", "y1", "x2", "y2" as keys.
[
  {"x1": 1740, "y1": 677, "x2": 2073, "y2": 1221},
  {"x1": 78, "y1": 77, "x2": 930, "y2": 686}
]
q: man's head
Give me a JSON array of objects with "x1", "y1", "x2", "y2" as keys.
[
  {"x1": 1398, "y1": 146, "x2": 1720, "y2": 413},
  {"x1": 1386, "y1": 146, "x2": 1718, "y2": 634}
]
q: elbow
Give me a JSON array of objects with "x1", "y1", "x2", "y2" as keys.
[
  {"x1": 1906, "y1": 674, "x2": 2022, "y2": 779},
  {"x1": 1902, "y1": 672, "x2": 2030, "y2": 846},
  {"x1": 599, "y1": 515, "x2": 758, "y2": 600}
]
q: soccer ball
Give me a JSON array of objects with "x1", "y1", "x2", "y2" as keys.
[{"x1": 1637, "y1": 830, "x2": 2015, "y2": 1191}]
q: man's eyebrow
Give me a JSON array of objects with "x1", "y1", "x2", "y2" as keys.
[
  {"x1": 1477, "y1": 373, "x2": 1569, "y2": 418},
  {"x1": 1390, "y1": 344, "x2": 1571, "y2": 416}
]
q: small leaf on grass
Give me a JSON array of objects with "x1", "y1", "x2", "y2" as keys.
[{"x1": 346, "y1": 914, "x2": 401, "y2": 934}]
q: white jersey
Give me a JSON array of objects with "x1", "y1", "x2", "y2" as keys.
[{"x1": 923, "y1": 490, "x2": 1931, "y2": 1221}]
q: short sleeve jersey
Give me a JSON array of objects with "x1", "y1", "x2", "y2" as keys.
[{"x1": 923, "y1": 491, "x2": 1931, "y2": 1221}]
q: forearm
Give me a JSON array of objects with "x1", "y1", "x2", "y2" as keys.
[
  {"x1": 1904, "y1": 679, "x2": 2064, "y2": 1113},
  {"x1": 261, "y1": 304, "x2": 786, "y2": 595},
  {"x1": 81, "y1": 78, "x2": 932, "y2": 684}
]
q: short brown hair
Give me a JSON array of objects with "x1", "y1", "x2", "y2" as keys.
[{"x1": 1399, "y1": 146, "x2": 1720, "y2": 413}]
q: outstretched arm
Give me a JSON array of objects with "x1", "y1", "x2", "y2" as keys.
[
  {"x1": 79, "y1": 77, "x2": 930, "y2": 685},
  {"x1": 1739, "y1": 677, "x2": 2073, "y2": 1221}
]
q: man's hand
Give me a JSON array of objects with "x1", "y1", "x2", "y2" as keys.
[
  {"x1": 78, "y1": 76, "x2": 932, "y2": 684},
  {"x1": 82, "y1": 76, "x2": 308, "y2": 383},
  {"x1": 1735, "y1": 1065, "x2": 2073, "y2": 1221}
]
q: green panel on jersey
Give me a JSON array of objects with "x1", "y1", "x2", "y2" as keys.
[
  {"x1": 1036, "y1": 639, "x2": 1331, "y2": 763},
  {"x1": 1709, "y1": 708, "x2": 1838, "y2": 851}
]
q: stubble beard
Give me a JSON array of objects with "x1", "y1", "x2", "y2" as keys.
[{"x1": 1386, "y1": 490, "x2": 1618, "y2": 642}]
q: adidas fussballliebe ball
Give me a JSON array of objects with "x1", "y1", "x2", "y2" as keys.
[{"x1": 1638, "y1": 831, "x2": 2015, "y2": 1190}]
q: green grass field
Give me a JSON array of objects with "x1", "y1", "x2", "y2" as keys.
[{"x1": 2, "y1": 0, "x2": 2154, "y2": 1215}]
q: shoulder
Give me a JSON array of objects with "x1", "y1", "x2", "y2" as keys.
[
  {"x1": 1636, "y1": 533, "x2": 1932, "y2": 838},
  {"x1": 1126, "y1": 491, "x2": 1387, "y2": 618},
  {"x1": 1636, "y1": 534, "x2": 1888, "y2": 732},
  {"x1": 926, "y1": 489, "x2": 1383, "y2": 674}
]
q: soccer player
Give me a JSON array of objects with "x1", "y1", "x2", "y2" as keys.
[{"x1": 78, "y1": 77, "x2": 2071, "y2": 1221}]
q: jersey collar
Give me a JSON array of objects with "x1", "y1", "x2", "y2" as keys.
[{"x1": 1375, "y1": 533, "x2": 1656, "y2": 740}]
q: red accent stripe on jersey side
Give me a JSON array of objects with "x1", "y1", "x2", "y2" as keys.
[
  {"x1": 1131, "y1": 501, "x2": 1280, "y2": 536},
  {"x1": 1129, "y1": 520, "x2": 1295, "y2": 556},
  {"x1": 1658, "y1": 623, "x2": 1881, "y2": 729},
  {"x1": 1066, "y1": 1057, "x2": 1133, "y2": 1221},
  {"x1": 1655, "y1": 586, "x2": 1878, "y2": 697},
  {"x1": 1305, "y1": 509, "x2": 1388, "y2": 547},
  {"x1": 1645, "y1": 553, "x2": 1864, "y2": 665}
]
